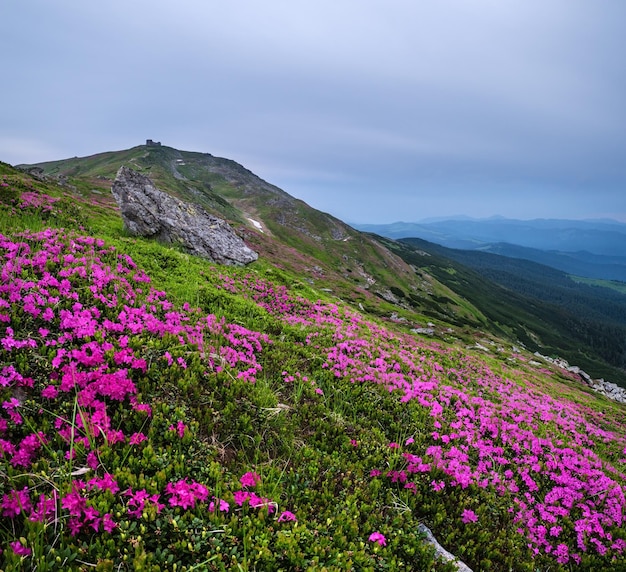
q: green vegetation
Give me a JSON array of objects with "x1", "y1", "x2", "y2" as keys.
[
  {"x1": 2, "y1": 153, "x2": 625, "y2": 571},
  {"x1": 394, "y1": 237, "x2": 626, "y2": 386},
  {"x1": 571, "y1": 275, "x2": 626, "y2": 295}
]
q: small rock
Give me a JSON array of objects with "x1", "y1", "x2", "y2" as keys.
[{"x1": 417, "y1": 524, "x2": 473, "y2": 572}]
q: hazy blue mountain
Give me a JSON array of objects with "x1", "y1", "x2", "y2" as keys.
[
  {"x1": 355, "y1": 218, "x2": 626, "y2": 280},
  {"x1": 354, "y1": 218, "x2": 626, "y2": 255},
  {"x1": 476, "y1": 243, "x2": 626, "y2": 282}
]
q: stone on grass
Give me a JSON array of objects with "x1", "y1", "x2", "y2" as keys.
[{"x1": 111, "y1": 166, "x2": 258, "y2": 266}]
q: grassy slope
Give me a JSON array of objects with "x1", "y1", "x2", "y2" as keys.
[
  {"x1": 572, "y1": 276, "x2": 626, "y2": 295},
  {"x1": 1, "y1": 162, "x2": 626, "y2": 571},
  {"x1": 24, "y1": 146, "x2": 489, "y2": 339}
]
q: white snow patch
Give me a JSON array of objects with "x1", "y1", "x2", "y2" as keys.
[{"x1": 248, "y1": 218, "x2": 264, "y2": 233}]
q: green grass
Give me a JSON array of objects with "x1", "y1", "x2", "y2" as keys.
[{"x1": 571, "y1": 274, "x2": 626, "y2": 294}]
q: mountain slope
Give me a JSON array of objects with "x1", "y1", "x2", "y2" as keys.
[
  {"x1": 22, "y1": 147, "x2": 626, "y2": 384},
  {"x1": 21, "y1": 144, "x2": 487, "y2": 333},
  {"x1": 1, "y1": 158, "x2": 626, "y2": 571},
  {"x1": 389, "y1": 236, "x2": 626, "y2": 385}
]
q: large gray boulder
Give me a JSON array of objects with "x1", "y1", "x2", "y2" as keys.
[{"x1": 111, "y1": 166, "x2": 258, "y2": 266}]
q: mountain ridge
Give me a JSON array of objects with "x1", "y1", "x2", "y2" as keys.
[{"x1": 20, "y1": 145, "x2": 486, "y2": 332}]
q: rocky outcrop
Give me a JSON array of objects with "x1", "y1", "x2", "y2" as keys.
[
  {"x1": 534, "y1": 352, "x2": 626, "y2": 404},
  {"x1": 417, "y1": 524, "x2": 473, "y2": 572},
  {"x1": 111, "y1": 166, "x2": 258, "y2": 266},
  {"x1": 586, "y1": 378, "x2": 626, "y2": 403}
]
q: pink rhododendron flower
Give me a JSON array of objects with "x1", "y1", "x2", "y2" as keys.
[
  {"x1": 233, "y1": 490, "x2": 252, "y2": 506},
  {"x1": 126, "y1": 488, "x2": 163, "y2": 518},
  {"x1": 278, "y1": 510, "x2": 297, "y2": 522},
  {"x1": 165, "y1": 479, "x2": 209, "y2": 509},
  {"x1": 105, "y1": 429, "x2": 125, "y2": 444},
  {"x1": 462, "y1": 509, "x2": 479, "y2": 524},
  {"x1": 240, "y1": 471, "x2": 261, "y2": 488},
  {"x1": 40, "y1": 385, "x2": 58, "y2": 399},
  {"x1": 2, "y1": 398, "x2": 23, "y2": 425},
  {"x1": 86, "y1": 451, "x2": 99, "y2": 470},
  {"x1": 369, "y1": 532, "x2": 387, "y2": 546},
  {"x1": 2, "y1": 487, "x2": 31, "y2": 518},
  {"x1": 130, "y1": 399, "x2": 152, "y2": 416},
  {"x1": 129, "y1": 432, "x2": 147, "y2": 445},
  {"x1": 10, "y1": 540, "x2": 31, "y2": 556},
  {"x1": 232, "y1": 490, "x2": 275, "y2": 512},
  {"x1": 102, "y1": 513, "x2": 117, "y2": 533},
  {"x1": 29, "y1": 492, "x2": 58, "y2": 523},
  {"x1": 248, "y1": 492, "x2": 275, "y2": 512},
  {"x1": 555, "y1": 543, "x2": 570, "y2": 564},
  {"x1": 431, "y1": 480, "x2": 445, "y2": 492},
  {"x1": 208, "y1": 497, "x2": 230, "y2": 513},
  {"x1": 61, "y1": 490, "x2": 88, "y2": 517},
  {"x1": 11, "y1": 433, "x2": 45, "y2": 468},
  {"x1": 168, "y1": 420, "x2": 186, "y2": 439},
  {"x1": 87, "y1": 474, "x2": 119, "y2": 495}
]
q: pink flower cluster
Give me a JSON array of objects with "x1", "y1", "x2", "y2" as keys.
[
  {"x1": 0, "y1": 178, "x2": 60, "y2": 218},
  {"x1": 320, "y1": 316, "x2": 626, "y2": 562},
  {"x1": 0, "y1": 229, "x2": 273, "y2": 471},
  {"x1": 2, "y1": 480, "x2": 117, "y2": 537},
  {"x1": 0, "y1": 229, "x2": 295, "y2": 558},
  {"x1": 126, "y1": 488, "x2": 164, "y2": 518},
  {"x1": 18, "y1": 191, "x2": 60, "y2": 213},
  {"x1": 2, "y1": 223, "x2": 624, "y2": 566},
  {"x1": 240, "y1": 471, "x2": 261, "y2": 488},
  {"x1": 369, "y1": 531, "x2": 387, "y2": 546},
  {"x1": 232, "y1": 490, "x2": 275, "y2": 513},
  {"x1": 218, "y1": 269, "x2": 626, "y2": 564},
  {"x1": 165, "y1": 479, "x2": 209, "y2": 509}
]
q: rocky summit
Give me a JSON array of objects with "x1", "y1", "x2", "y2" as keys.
[{"x1": 111, "y1": 165, "x2": 258, "y2": 266}]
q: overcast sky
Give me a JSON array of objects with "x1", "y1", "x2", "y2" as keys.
[{"x1": 2, "y1": 1, "x2": 625, "y2": 223}]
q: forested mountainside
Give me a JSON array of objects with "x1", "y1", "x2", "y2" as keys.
[{"x1": 378, "y1": 236, "x2": 626, "y2": 386}]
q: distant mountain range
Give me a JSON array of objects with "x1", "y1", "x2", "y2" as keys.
[{"x1": 354, "y1": 218, "x2": 626, "y2": 281}]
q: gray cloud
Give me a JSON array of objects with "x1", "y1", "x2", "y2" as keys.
[{"x1": 2, "y1": 0, "x2": 625, "y2": 222}]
